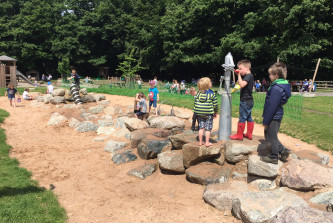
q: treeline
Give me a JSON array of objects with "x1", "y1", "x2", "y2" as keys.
[{"x1": 0, "y1": 0, "x2": 332, "y2": 82}]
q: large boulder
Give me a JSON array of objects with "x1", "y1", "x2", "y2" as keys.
[
  {"x1": 112, "y1": 150, "x2": 137, "y2": 164},
  {"x1": 281, "y1": 159, "x2": 333, "y2": 190},
  {"x1": 149, "y1": 116, "x2": 185, "y2": 130},
  {"x1": 248, "y1": 155, "x2": 283, "y2": 178},
  {"x1": 203, "y1": 181, "x2": 255, "y2": 211},
  {"x1": 137, "y1": 139, "x2": 170, "y2": 160},
  {"x1": 114, "y1": 128, "x2": 131, "y2": 139},
  {"x1": 79, "y1": 88, "x2": 88, "y2": 95},
  {"x1": 94, "y1": 94, "x2": 106, "y2": 101},
  {"x1": 82, "y1": 94, "x2": 96, "y2": 103},
  {"x1": 97, "y1": 126, "x2": 116, "y2": 135},
  {"x1": 124, "y1": 118, "x2": 149, "y2": 131},
  {"x1": 174, "y1": 110, "x2": 191, "y2": 120},
  {"x1": 43, "y1": 94, "x2": 53, "y2": 104},
  {"x1": 75, "y1": 121, "x2": 98, "y2": 132},
  {"x1": 97, "y1": 119, "x2": 114, "y2": 127},
  {"x1": 130, "y1": 130, "x2": 146, "y2": 148},
  {"x1": 88, "y1": 105, "x2": 104, "y2": 114},
  {"x1": 182, "y1": 142, "x2": 223, "y2": 168},
  {"x1": 248, "y1": 175, "x2": 277, "y2": 191},
  {"x1": 114, "y1": 116, "x2": 129, "y2": 129},
  {"x1": 127, "y1": 163, "x2": 157, "y2": 179},
  {"x1": 185, "y1": 162, "x2": 231, "y2": 185},
  {"x1": 232, "y1": 189, "x2": 308, "y2": 223},
  {"x1": 98, "y1": 99, "x2": 110, "y2": 106},
  {"x1": 47, "y1": 112, "x2": 67, "y2": 126},
  {"x1": 104, "y1": 140, "x2": 128, "y2": 153},
  {"x1": 225, "y1": 142, "x2": 258, "y2": 163},
  {"x1": 295, "y1": 150, "x2": 330, "y2": 165},
  {"x1": 36, "y1": 96, "x2": 44, "y2": 102},
  {"x1": 273, "y1": 206, "x2": 333, "y2": 223},
  {"x1": 50, "y1": 96, "x2": 65, "y2": 105},
  {"x1": 169, "y1": 132, "x2": 197, "y2": 150},
  {"x1": 158, "y1": 150, "x2": 185, "y2": 173},
  {"x1": 104, "y1": 106, "x2": 123, "y2": 116},
  {"x1": 51, "y1": 88, "x2": 65, "y2": 97}
]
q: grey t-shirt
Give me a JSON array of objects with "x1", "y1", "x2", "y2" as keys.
[{"x1": 139, "y1": 98, "x2": 148, "y2": 113}]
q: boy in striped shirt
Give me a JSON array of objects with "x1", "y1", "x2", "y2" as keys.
[{"x1": 194, "y1": 77, "x2": 218, "y2": 147}]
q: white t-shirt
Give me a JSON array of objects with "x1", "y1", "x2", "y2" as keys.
[
  {"x1": 154, "y1": 79, "x2": 157, "y2": 86},
  {"x1": 47, "y1": 85, "x2": 54, "y2": 94},
  {"x1": 23, "y1": 91, "x2": 29, "y2": 99}
]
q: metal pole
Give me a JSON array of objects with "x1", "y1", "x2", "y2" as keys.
[{"x1": 218, "y1": 52, "x2": 235, "y2": 141}]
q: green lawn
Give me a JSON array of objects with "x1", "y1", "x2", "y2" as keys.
[
  {"x1": 0, "y1": 109, "x2": 67, "y2": 223},
  {"x1": 88, "y1": 85, "x2": 333, "y2": 152},
  {"x1": 0, "y1": 87, "x2": 47, "y2": 97}
]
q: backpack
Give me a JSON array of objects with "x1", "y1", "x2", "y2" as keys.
[{"x1": 149, "y1": 91, "x2": 155, "y2": 101}]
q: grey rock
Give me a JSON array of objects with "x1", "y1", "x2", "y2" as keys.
[
  {"x1": 174, "y1": 110, "x2": 191, "y2": 120},
  {"x1": 97, "y1": 119, "x2": 114, "y2": 127},
  {"x1": 79, "y1": 88, "x2": 88, "y2": 95},
  {"x1": 203, "y1": 181, "x2": 255, "y2": 211},
  {"x1": 158, "y1": 150, "x2": 185, "y2": 173},
  {"x1": 130, "y1": 130, "x2": 147, "y2": 148},
  {"x1": 232, "y1": 189, "x2": 308, "y2": 223},
  {"x1": 82, "y1": 94, "x2": 96, "y2": 103},
  {"x1": 248, "y1": 155, "x2": 282, "y2": 178},
  {"x1": 273, "y1": 206, "x2": 333, "y2": 223},
  {"x1": 100, "y1": 115, "x2": 113, "y2": 120},
  {"x1": 169, "y1": 132, "x2": 197, "y2": 149},
  {"x1": 112, "y1": 150, "x2": 137, "y2": 164},
  {"x1": 51, "y1": 88, "x2": 65, "y2": 97},
  {"x1": 182, "y1": 142, "x2": 223, "y2": 168},
  {"x1": 81, "y1": 113, "x2": 97, "y2": 121},
  {"x1": 127, "y1": 163, "x2": 157, "y2": 179},
  {"x1": 185, "y1": 162, "x2": 231, "y2": 185},
  {"x1": 248, "y1": 175, "x2": 277, "y2": 191},
  {"x1": 104, "y1": 140, "x2": 128, "y2": 153},
  {"x1": 104, "y1": 106, "x2": 123, "y2": 116},
  {"x1": 137, "y1": 139, "x2": 170, "y2": 160},
  {"x1": 47, "y1": 112, "x2": 67, "y2": 126},
  {"x1": 97, "y1": 99, "x2": 110, "y2": 106},
  {"x1": 232, "y1": 172, "x2": 248, "y2": 181},
  {"x1": 225, "y1": 142, "x2": 257, "y2": 163},
  {"x1": 63, "y1": 104, "x2": 76, "y2": 109},
  {"x1": 94, "y1": 94, "x2": 106, "y2": 101},
  {"x1": 114, "y1": 128, "x2": 131, "y2": 139},
  {"x1": 97, "y1": 126, "x2": 116, "y2": 135},
  {"x1": 148, "y1": 116, "x2": 185, "y2": 130},
  {"x1": 43, "y1": 94, "x2": 53, "y2": 104},
  {"x1": 94, "y1": 136, "x2": 109, "y2": 142},
  {"x1": 309, "y1": 189, "x2": 333, "y2": 205},
  {"x1": 114, "y1": 116, "x2": 129, "y2": 129},
  {"x1": 124, "y1": 118, "x2": 149, "y2": 131},
  {"x1": 88, "y1": 105, "x2": 104, "y2": 114},
  {"x1": 50, "y1": 96, "x2": 65, "y2": 105},
  {"x1": 296, "y1": 150, "x2": 330, "y2": 165},
  {"x1": 213, "y1": 151, "x2": 226, "y2": 166},
  {"x1": 75, "y1": 121, "x2": 98, "y2": 132},
  {"x1": 68, "y1": 117, "x2": 80, "y2": 128},
  {"x1": 36, "y1": 96, "x2": 44, "y2": 102}
]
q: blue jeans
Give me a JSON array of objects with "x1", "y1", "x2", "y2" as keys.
[{"x1": 239, "y1": 101, "x2": 253, "y2": 123}]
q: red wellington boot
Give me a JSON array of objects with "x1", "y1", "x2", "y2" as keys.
[
  {"x1": 244, "y1": 122, "x2": 254, "y2": 140},
  {"x1": 230, "y1": 122, "x2": 245, "y2": 141}
]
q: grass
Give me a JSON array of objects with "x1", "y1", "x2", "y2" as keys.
[
  {"x1": 0, "y1": 109, "x2": 67, "y2": 223},
  {"x1": 88, "y1": 85, "x2": 333, "y2": 152},
  {"x1": 0, "y1": 87, "x2": 47, "y2": 97}
]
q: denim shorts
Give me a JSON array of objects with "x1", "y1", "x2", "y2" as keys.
[
  {"x1": 8, "y1": 96, "x2": 15, "y2": 101},
  {"x1": 198, "y1": 115, "x2": 214, "y2": 131},
  {"x1": 239, "y1": 101, "x2": 253, "y2": 123},
  {"x1": 149, "y1": 100, "x2": 157, "y2": 108}
]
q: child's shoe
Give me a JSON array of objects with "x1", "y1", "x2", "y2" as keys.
[
  {"x1": 230, "y1": 122, "x2": 245, "y2": 141},
  {"x1": 244, "y1": 122, "x2": 254, "y2": 140},
  {"x1": 260, "y1": 155, "x2": 278, "y2": 164},
  {"x1": 280, "y1": 148, "x2": 291, "y2": 162}
]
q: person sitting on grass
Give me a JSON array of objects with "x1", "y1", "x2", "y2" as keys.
[
  {"x1": 5, "y1": 84, "x2": 20, "y2": 107},
  {"x1": 147, "y1": 80, "x2": 159, "y2": 116},
  {"x1": 134, "y1": 92, "x2": 148, "y2": 119},
  {"x1": 194, "y1": 77, "x2": 218, "y2": 147},
  {"x1": 260, "y1": 62, "x2": 291, "y2": 164},
  {"x1": 23, "y1": 88, "x2": 34, "y2": 100},
  {"x1": 189, "y1": 87, "x2": 199, "y2": 131}
]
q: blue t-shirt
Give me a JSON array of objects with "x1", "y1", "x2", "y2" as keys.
[
  {"x1": 148, "y1": 87, "x2": 159, "y2": 100},
  {"x1": 7, "y1": 88, "x2": 17, "y2": 98}
]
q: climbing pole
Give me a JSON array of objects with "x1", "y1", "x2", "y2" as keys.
[{"x1": 70, "y1": 83, "x2": 83, "y2": 104}]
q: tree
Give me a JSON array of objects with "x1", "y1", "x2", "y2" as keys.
[{"x1": 57, "y1": 57, "x2": 71, "y2": 82}]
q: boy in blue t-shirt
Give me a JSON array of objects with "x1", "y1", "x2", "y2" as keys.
[
  {"x1": 260, "y1": 62, "x2": 291, "y2": 164},
  {"x1": 5, "y1": 84, "x2": 20, "y2": 107},
  {"x1": 146, "y1": 80, "x2": 159, "y2": 116}
]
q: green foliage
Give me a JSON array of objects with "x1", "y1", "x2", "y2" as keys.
[
  {"x1": 0, "y1": 0, "x2": 332, "y2": 79},
  {"x1": 0, "y1": 109, "x2": 67, "y2": 223},
  {"x1": 116, "y1": 49, "x2": 144, "y2": 78},
  {"x1": 57, "y1": 57, "x2": 70, "y2": 81}
]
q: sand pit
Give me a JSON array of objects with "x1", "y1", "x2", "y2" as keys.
[{"x1": 0, "y1": 94, "x2": 332, "y2": 223}]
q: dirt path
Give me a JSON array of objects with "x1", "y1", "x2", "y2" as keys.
[{"x1": 0, "y1": 94, "x2": 332, "y2": 223}]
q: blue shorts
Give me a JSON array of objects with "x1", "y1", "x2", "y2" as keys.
[
  {"x1": 8, "y1": 96, "x2": 15, "y2": 101},
  {"x1": 198, "y1": 115, "x2": 214, "y2": 131},
  {"x1": 149, "y1": 100, "x2": 157, "y2": 108}
]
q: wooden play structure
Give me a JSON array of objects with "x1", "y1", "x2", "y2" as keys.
[{"x1": 0, "y1": 55, "x2": 17, "y2": 87}]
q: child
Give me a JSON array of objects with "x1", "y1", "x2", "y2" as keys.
[
  {"x1": 137, "y1": 79, "x2": 142, "y2": 89},
  {"x1": 147, "y1": 80, "x2": 159, "y2": 116},
  {"x1": 180, "y1": 81, "x2": 186, "y2": 94},
  {"x1": 47, "y1": 82, "x2": 54, "y2": 94},
  {"x1": 230, "y1": 59, "x2": 254, "y2": 141},
  {"x1": 23, "y1": 88, "x2": 34, "y2": 100},
  {"x1": 260, "y1": 62, "x2": 291, "y2": 164},
  {"x1": 67, "y1": 69, "x2": 80, "y2": 89},
  {"x1": 189, "y1": 87, "x2": 199, "y2": 131},
  {"x1": 194, "y1": 77, "x2": 218, "y2": 147},
  {"x1": 5, "y1": 84, "x2": 20, "y2": 107},
  {"x1": 134, "y1": 92, "x2": 148, "y2": 119}
]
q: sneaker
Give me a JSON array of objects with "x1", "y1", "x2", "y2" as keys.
[
  {"x1": 280, "y1": 149, "x2": 291, "y2": 162},
  {"x1": 260, "y1": 155, "x2": 278, "y2": 164}
]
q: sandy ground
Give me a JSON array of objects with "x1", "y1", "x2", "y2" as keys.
[{"x1": 1, "y1": 94, "x2": 332, "y2": 223}]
